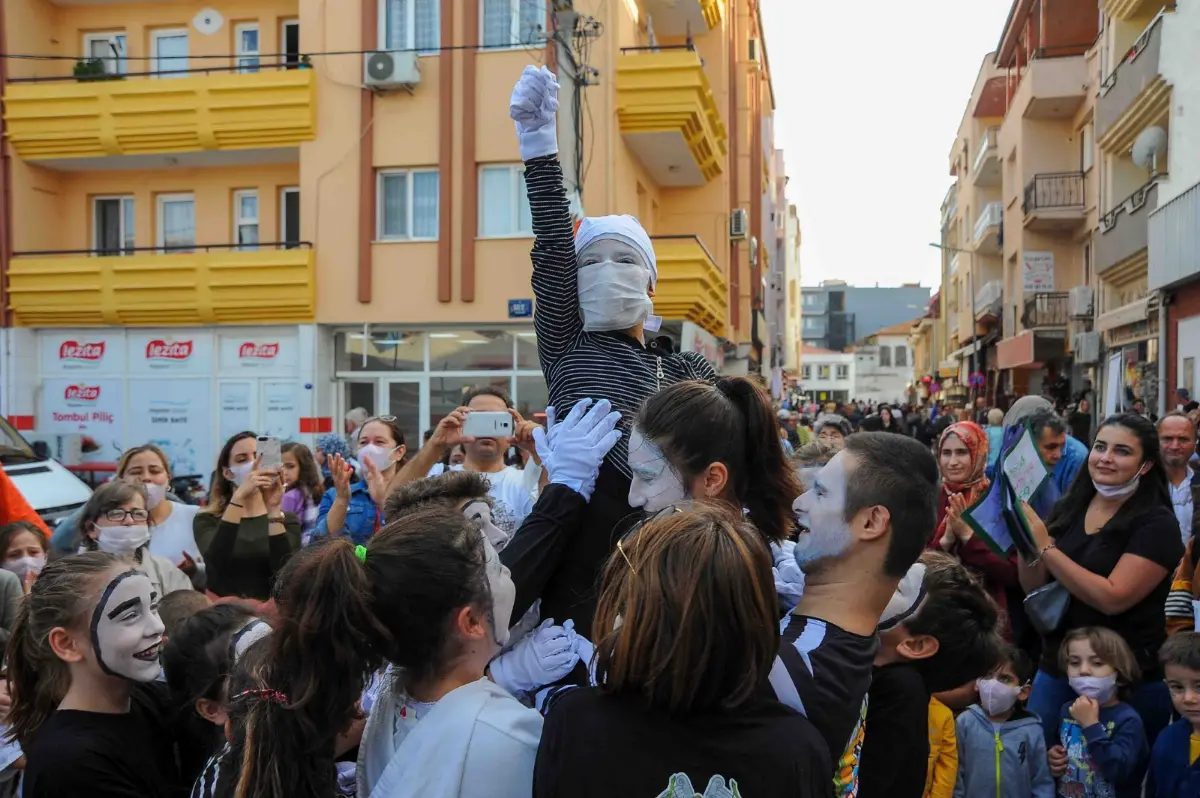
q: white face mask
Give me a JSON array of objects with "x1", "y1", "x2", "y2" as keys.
[
  {"x1": 483, "y1": 536, "x2": 515, "y2": 647},
  {"x1": 227, "y1": 461, "x2": 254, "y2": 487},
  {"x1": 143, "y1": 482, "x2": 168, "y2": 510},
  {"x1": 577, "y1": 261, "x2": 653, "y2": 332},
  {"x1": 1092, "y1": 475, "x2": 1140, "y2": 500},
  {"x1": 1069, "y1": 673, "x2": 1118, "y2": 703},
  {"x1": 2, "y1": 555, "x2": 44, "y2": 581},
  {"x1": 792, "y1": 453, "x2": 855, "y2": 573},
  {"x1": 91, "y1": 571, "x2": 165, "y2": 682},
  {"x1": 94, "y1": 523, "x2": 151, "y2": 555},
  {"x1": 627, "y1": 429, "x2": 689, "y2": 512},
  {"x1": 463, "y1": 500, "x2": 511, "y2": 553},
  {"x1": 358, "y1": 443, "x2": 399, "y2": 474},
  {"x1": 977, "y1": 678, "x2": 1022, "y2": 716}
]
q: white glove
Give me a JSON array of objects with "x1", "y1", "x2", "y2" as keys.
[
  {"x1": 771, "y1": 541, "x2": 805, "y2": 613},
  {"x1": 489, "y1": 618, "x2": 580, "y2": 695},
  {"x1": 533, "y1": 398, "x2": 622, "y2": 501},
  {"x1": 510, "y1": 65, "x2": 559, "y2": 161}
]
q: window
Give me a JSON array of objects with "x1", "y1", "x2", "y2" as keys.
[
  {"x1": 481, "y1": 0, "x2": 545, "y2": 48},
  {"x1": 281, "y1": 21, "x2": 301, "y2": 69},
  {"x1": 836, "y1": 365, "x2": 849, "y2": 380},
  {"x1": 280, "y1": 187, "x2": 301, "y2": 247},
  {"x1": 83, "y1": 33, "x2": 127, "y2": 75},
  {"x1": 381, "y1": 0, "x2": 440, "y2": 52},
  {"x1": 1081, "y1": 122, "x2": 1094, "y2": 172},
  {"x1": 93, "y1": 196, "x2": 135, "y2": 256},
  {"x1": 236, "y1": 24, "x2": 260, "y2": 73},
  {"x1": 151, "y1": 29, "x2": 189, "y2": 77},
  {"x1": 894, "y1": 346, "x2": 907, "y2": 367},
  {"x1": 801, "y1": 365, "x2": 811, "y2": 380},
  {"x1": 479, "y1": 165, "x2": 532, "y2": 237},
  {"x1": 879, "y1": 347, "x2": 892, "y2": 367},
  {"x1": 156, "y1": 193, "x2": 195, "y2": 252},
  {"x1": 234, "y1": 190, "x2": 259, "y2": 250},
  {"x1": 818, "y1": 365, "x2": 831, "y2": 380},
  {"x1": 377, "y1": 169, "x2": 439, "y2": 240}
]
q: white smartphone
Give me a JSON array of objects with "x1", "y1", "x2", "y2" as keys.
[
  {"x1": 461, "y1": 411, "x2": 513, "y2": 439},
  {"x1": 257, "y1": 436, "x2": 282, "y2": 470}
]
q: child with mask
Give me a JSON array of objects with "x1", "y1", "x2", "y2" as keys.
[
  {"x1": 79, "y1": 481, "x2": 193, "y2": 599},
  {"x1": 1049, "y1": 627, "x2": 1148, "y2": 798},
  {"x1": 511, "y1": 65, "x2": 717, "y2": 636},
  {"x1": 7, "y1": 552, "x2": 183, "y2": 797},
  {"x1": 0, "y1": 520, "x2": 46, "y2": 590},
  {"x1": 953, "y1": 645, "x2": 1054, "y2": 798},
  {"x1": 1147, "y1": 633, "x2": 1200, "y2": 797}
]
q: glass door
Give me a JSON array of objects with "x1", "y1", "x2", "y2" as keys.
[
  {"x1": 151, "y1": 29, "x2": 189, "y2": 77},
  {"x1": 383, "y1": 378, "x2": 427, "y2": 449}
]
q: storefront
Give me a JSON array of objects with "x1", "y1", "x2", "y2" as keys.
[{"x1": 5, "y1": 326, "x2": 312, "y2": 481}]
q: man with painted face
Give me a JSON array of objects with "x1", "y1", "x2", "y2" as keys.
[
  {"x1": 769, "y1": 432, "x2": 939, "y2": 795},
  {"x1": 511, "y1": 66, "x2": 716, "y2": 637}
]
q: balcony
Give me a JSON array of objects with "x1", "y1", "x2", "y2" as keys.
[
  {"x1": 1022, "y1": 292, "x2": 1070, "y2": 329},
  {"x1": 1097, "y1": 180, "x2": 1158, "y2": 275},
  {"x1": 1149, "y1": 180, "x2": 1200, "y2": 291},
  {"x1": 972, "y1": 127, "x2": 1001, "y2": 187},
  {"x1": 973, "y1": 202, "x2": 1004, "y2": 255},
  {"x1": 1097, "y1": 12, "x2": 1169, "y2": 153},
  {"x1": 640, "y1": 0, "x2": 724, "y2": 36},
  {"x1": 617, "y1": 47, "x2": 728, "y2": 187},
  {"x1": 1007, "y1": 55, "x2": 1088, "y2": 121},
  {"x1": 941, "y1": 183, "x2": 958, "y2": 230},
  {"x1": 7, "y1": 243, "x2": 315, "y2": 326},
  {"x1": 1103, "y1": 0, "x2": 1167, "y2": 21},
  {"x1": 1022, "y1": 172, "x2": 1086, "y2": 232},
  {"x1": 3, "y1": 67, "x2": 316, "y2": 165},
  {"x1": 651, "y1": 235, "x2": 727, "y2": 338},
  {"x1": 974, "y1": 279, "x2": 1003, "y2": 320}
]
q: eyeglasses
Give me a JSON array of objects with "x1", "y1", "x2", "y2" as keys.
[
  {"x1": 363, "y1": 415, "x2": 397, "y2": 425},
  {"x1": 615, "y1": 505, "x2": 686, "y2": 575},
  {"x1": 105, "y1": 508, "x2": 150, "y2": 523}
]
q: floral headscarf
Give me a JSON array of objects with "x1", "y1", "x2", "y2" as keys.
[
  {"x1": 933, "y1": 421, "x2": 991, "y2": 542},
  {"x1": 315, "y1": 434, "x2": 354, "y2": 479}
]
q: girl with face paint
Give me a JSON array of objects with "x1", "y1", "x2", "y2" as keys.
[
  {"x1": 6, "y1": 552, "x2": 183, "y2": 797},
  {"x1": 119, "y1": 444, "x2": 207, "y2": 590},
  {"x1": 220, "y1": 505, "x2": 537, "y2": 798},
  {"x1": 79, "y1": 481, "x2": 194, "y2": 602},
  {"x1": 194, "y1": 431, "x2": 301, "y2": 600}
]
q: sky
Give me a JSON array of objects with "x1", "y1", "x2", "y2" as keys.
[{"x1": 761, "y1": 0, "x2": 1016, "y2": 289}]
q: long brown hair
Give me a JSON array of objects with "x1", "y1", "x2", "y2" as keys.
[
  {"x1": 206, "y1": 431, "x2": 257, "y2": 514},
  {"x1": 281, "y1": 442, "x2": 324, "y2": 503},
  {"x1": 592, "y1": 505, "x2": 779, "y2": 713},
  {"x1": 5, "y1": 552, "x2": 124, "y2": 747}
]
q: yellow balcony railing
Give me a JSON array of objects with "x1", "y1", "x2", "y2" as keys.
[
  {"x1": 652, "y1": 235, "x2": 727, "y2": 338},
  {"x1": 4, "y1": 67, "x2": 316, "y2": 162},
  {"x1": 617, "y1": 47, "x2": 727, "y2": 187},
  {"x1": 7, "y1": 244, "x2": 315, "y2": 326}
]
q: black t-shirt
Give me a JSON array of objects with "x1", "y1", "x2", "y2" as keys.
[
  {"x1": 771, "y1": 613, "x2": 878, "y2": 767},
  {"x1": 534, "y1": 688, "x2": 833, "y2": 798},
  {"x1": 1041, "y1": 503, "x2": 1184, "y2": 677},
  {"x1": 23, "y1": 683, "x2": 183, "y2": 798},
  {"x1": 857, "y1": 664, "x2": 930, "y2": 798}
]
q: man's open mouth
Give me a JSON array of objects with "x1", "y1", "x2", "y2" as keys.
[{"x1": 133, "y1": 641, "x2": 162, "y2": 662}]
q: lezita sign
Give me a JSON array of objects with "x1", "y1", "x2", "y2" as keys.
[
  {"x1": 239, "y1": 342, "x2": 279, "y2": 361},
  {"x1": 40, "y1": 378, "x2": 123, "y2": 438},
  {"x1": 59, "y1": 340, "x2": 106, "y2": 366},
  {"x1": 145, "y1": 339, "x2": 194, "y2": 365}
]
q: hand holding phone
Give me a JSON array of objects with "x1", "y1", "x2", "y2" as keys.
[
  {"x1": 257, "y1": 436, "x2": 282, "y2": 472},
  {"x1": 461, "y1": 411, "x2": 515, "y2": 440}
]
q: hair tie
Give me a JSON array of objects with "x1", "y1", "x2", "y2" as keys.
[
  {"x1": 354, "y1": 545, "x2": 368, "y2": 564},
  {"x1": 232, "y1": 688, "x2": 289, "y2": 706}
]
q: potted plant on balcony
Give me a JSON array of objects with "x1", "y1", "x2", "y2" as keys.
[{"x1": 73, "y1": 58, "x2": 121, "y2": 82}]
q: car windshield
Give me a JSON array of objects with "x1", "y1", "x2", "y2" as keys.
[{"x1": 0, "y1": 418, "x2": 39, "y2": 462}]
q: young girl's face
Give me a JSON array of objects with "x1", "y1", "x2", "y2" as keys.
[
  {"x1": 122, "y1": 450, "x2": 170, "y2": 486},
  {"x1": 65, "y1": 567, "x2": 165, "y2": 682},
  {"x1": 280, "y1": 451, "x2": 301, "y2": 487},
  {"x1": 4, "y1": 530, "x2": 45, "y2": 563},
  {"x1": 1065, "y1": 638, "x2": 1116, "y2": 679}
]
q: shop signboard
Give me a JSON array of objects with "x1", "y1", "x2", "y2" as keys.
[
  {"x1": 39, "y1": 379, "x2": 125, "y2": 458},
  {"x1": 41, "y1": 333, "x2": 125, "y2": 374},
  {"x1": 261, "y1": 381, "x2": 299, "y2": 440},
  {"x1": 128, "y1": 332, "x2": 214, "y2": 375},
  {"x1": 221, "y1": 336, "x2": 298, "y2": 371},
  {"x1": 127, "y1": 378, "x2": 213, "y2": 478}
]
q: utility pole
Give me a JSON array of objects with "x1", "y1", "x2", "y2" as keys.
[{"x1": 553, "y1": 1, "x2": 584, "y2": 219}]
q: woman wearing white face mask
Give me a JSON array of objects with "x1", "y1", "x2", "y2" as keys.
[
  {"x1": 118, "y1": 445, "x2": 205, "y2": 590},
  {"x1": 194, "y1": 431, "x2": 301, "y2": 601},
  {"x1": 79, "y1": 481, "x2": 193, "y2": 600},
  {"x1": 312, "y1": 416, "x2": 408, "y2": 546},
  {"x1": 1019, "y1": 413, "x2": 1182, "y2": 748},
  {"x1": 510, "y1": 65, "x2": 716, "y2": 638}
]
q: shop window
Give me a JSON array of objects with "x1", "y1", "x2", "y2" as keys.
[
  {"x1": 516, "y1": 375, "x2": 549, "y2": 422},
  {"x1": 335, "y1": 331, "x2": 425, "y2": 372},
  {"x1": 377, "y1": 169, "x2": 439, "y2": 241},
  {"x1": 479, "y1": 165, "x2": 533, "y2": 237},
  {"x1": 429, "y1": 330, "x2": 513, "y2": 371},
  {"x1": 430, "y1": 375, "x2": 512, "y2": 427},
  {"x1": 381, "y1": 0, "x2": 440, "y2": 52},
  {"x1": 481, "y1": 0, "x2": 544, "y2": 48},
  {"x1": 515, "y1": 330, "x2": 540, "y2": 370}
]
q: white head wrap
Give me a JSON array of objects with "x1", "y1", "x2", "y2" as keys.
[{"x1": 574, "y1": 215, "x2": 658, "y2": 289}]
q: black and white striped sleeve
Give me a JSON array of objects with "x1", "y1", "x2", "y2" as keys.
[{"x1": 525, "y1": 155, "x2": 580, "y2": 377}]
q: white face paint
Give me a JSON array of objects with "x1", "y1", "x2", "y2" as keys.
[
  {"x1": 90, "y1": 571, "x2": 165, "y2": 682},
  {"x1": 792, "y1": 452, "x2": 856, "y2": 573},
  {"x1": 626, "y1": 428, "x2": 688, "y2": 512},
  {"x1": 230, "y1": 618, "x2": 272, "y2": 663},
  {"x1": 463, "y1": 500, "x2": 511, "y2": 553},
  {"x1": 482, "y1": 536, "x2": 516, "y2": 647}
]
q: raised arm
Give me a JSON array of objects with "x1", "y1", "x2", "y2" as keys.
[{"x1": 511, "y1": 65, "x2": 580, "y2": 374}]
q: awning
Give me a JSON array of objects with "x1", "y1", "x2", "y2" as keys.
[{"x1": 1095, "y1": 297, "x2": 1151, "y2": 333}]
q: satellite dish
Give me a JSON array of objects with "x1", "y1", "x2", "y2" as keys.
[
  {"x1": 193, "y1": 9, "x2": 224, "y2": 35},
  {"x1": 366, "y1": 52, "x2": 395, "y2": 81},
  {"x1": 1132, "y1": 126, "x2": 1167, "y2": 174}
]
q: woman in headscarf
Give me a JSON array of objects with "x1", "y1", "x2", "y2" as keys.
[{"x1": 929, "y1": 421, "x2": 1018, "y2": 625}]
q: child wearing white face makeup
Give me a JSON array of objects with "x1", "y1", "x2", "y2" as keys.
[{"x1": 7, "y1": 552, "x2": 184, "y2": 798}]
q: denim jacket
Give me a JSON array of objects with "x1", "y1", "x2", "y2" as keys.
[{"x1": 311, "y1": 480, "x2": 379, "y2": 546}]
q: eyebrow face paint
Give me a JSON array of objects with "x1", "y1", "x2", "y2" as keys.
[
  {"x1": 90, "y1": 570, "x2": 165, "y2": 682},
  {"x1": 626, "y1": 428, "x2": 688, "y2": 512}
]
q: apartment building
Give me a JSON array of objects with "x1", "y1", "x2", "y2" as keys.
[
  {"x1": 800, "y1": 281, "x2": 930, "y2": 352},
  {"x1": 797, "y1": 345, "x2": 854, "y2": 405},
  {"x1": 0, "y1": 0, "x2": 781, "y2": 468},
  {"x1": 851, "y1": 320, "x2": 917, "y2": 405},
  {"x1": 783, "y1": 204, "x2": 802, "y2": 373}
]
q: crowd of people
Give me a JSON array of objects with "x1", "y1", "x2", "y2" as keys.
[{"x1": 0, "y1": 65, "x2": 1196, "y2": 798}]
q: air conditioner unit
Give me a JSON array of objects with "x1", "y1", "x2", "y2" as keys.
[
  {"x1": 1069, "y1": 285, "x2": 1094, "y2": 319},
  {"x1": 730, "y1": 209, "x2": 749, "y2": 239},
  {"x1": 1072, "y1": 331, "x2": 1101, "y2": 364},
  {"x1": 364, "y1": 50, "x2": 421, "y2": 91}
]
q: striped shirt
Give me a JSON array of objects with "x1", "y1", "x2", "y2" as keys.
[{"x1": 525, "y1": 155, "x2": 717, "y2": 478}]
